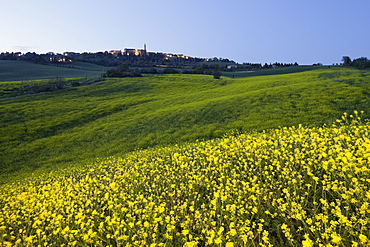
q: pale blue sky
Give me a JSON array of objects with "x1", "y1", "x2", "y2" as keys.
[{"x1": 1, "y1": 0, "x2": 369, "y2": 64}]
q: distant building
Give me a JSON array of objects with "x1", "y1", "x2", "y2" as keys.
[
  {"x1": 136, "y1": 49, "x2": 147, "y2": 56},
  {"x1": 108, "y1": 50, "x2": 122, "y2": 55},
  {"x1": 227, "y1": 65, "x2": 237, "y2": 69},
  {"x1": 108, "y1": 50, "x2": 122, "y2": 57},
  {"x1": 124, "y1": 44, "x2": 147, "y2": 57},
  {"x1": 124, "y1": 48, "x2": 136, "y2": 56},
  {"x1": 63, "y1": 52, "x2": 78, "y2": 56}
]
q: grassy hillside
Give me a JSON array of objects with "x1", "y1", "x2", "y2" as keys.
[
  {"x1": 0, "y1": 116, "x2": 369, "y2": 246},
  {"x1": 1, "y1": 68, "x2": 370, "y2": 181},
  {"x1": 0, "y1": 60, "x2": 111, "y2": 81},
  {"x1": 222, "y1": 66, "x2": 328, "y2": 78}
]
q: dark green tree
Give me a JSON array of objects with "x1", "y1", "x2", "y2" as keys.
[
  {"x1": 117, "y1": 64, "x2": 131, "y2": 72},
  {"x1": 342, "y1": 56, "x2": 352, "y2": 67},
  {"x1": 212, "y1": 70, "x2": 222, "y2": 79},
  {"x1": 163, "y1": 68, "x2": 179, "y2": 74},
  {"x1": 351, "y1": 57, "x2": 370, "y2": 69}
]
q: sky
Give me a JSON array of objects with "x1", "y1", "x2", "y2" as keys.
[{"x1": 1, "y1": 0, "x2": 369, "y2": 65}]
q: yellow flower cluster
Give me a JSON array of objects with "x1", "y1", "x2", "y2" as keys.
[{"x1": 0, "y1": 112, "x2": 369, "y2": 246}]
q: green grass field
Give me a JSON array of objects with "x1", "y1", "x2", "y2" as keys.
[
  {"x1": 1, "y1": 67, "x2": 370, "y2": 182},
  {"x1": 222, "y1": 66, "x2": 329, "y2": 78},
  {"x1": 0, "y1": 60, "x2": 111, "y2": 82}
]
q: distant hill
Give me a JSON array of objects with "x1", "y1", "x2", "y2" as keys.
[
  {"x1": 0, "y1": 59, "x2": 322, "y2": 83},
  {"x1": 0, "y1": 60, "x2": 112, "y2": 81},
  {"x1": 1, "y1": 67, "x2": 370, "y2": 182},
  {"x1": 222, "y1": 65, "x2": 329, "y2": 78}
]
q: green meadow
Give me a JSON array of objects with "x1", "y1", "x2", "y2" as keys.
[
  {"x1": 1, "y1": 67, "x2": 370, "y2": 182},
  {"x1": 0, "y1": 60, "x2": 111, "y2": 82},
  {"x1": 222, "y1": 66, "x2": 328, "y2": 78}
]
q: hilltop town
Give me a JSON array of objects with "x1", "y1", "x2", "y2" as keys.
[{"x1": 0, "y1": 44, "x2": 222, "y2": 68}]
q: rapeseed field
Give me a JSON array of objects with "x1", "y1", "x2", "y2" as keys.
[{"x1": 0, "y1": 112, "x2": 369, "y2": 246}]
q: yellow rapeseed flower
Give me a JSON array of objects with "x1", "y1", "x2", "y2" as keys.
[
  {"x1": 302, "y1": 234, "x2": 313, "y2": 247},
  {"x1": 331, "y1": 233, "x2": 342, "y2": 245},
  {"x1": 359, "y1": 234, "x2": 368, "y2": 244},
  {"x1": 226, "y1": 242, "x2": 234, "y2": 247}
]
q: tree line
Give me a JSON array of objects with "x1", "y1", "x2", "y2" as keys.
[
  {"x1": 0, "y1": 51, "x2": 210, "y2": 68},
  {"x1": 342, "y1": 56, "x2": 370, "y2": 69}
]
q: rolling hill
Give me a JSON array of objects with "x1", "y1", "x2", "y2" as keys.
[
  {"x1": 1, "y1": 67, "x2": 370, "y2": 182},
  {"x1": 222, "y1": 65, "x2": 328, "y2": 78},
  {"x1": 1, "y1": 67, "x2": 370, "y2": 246},
  {"x1": 0, "y1": 60, "x2": 111, "y2": 81}
]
